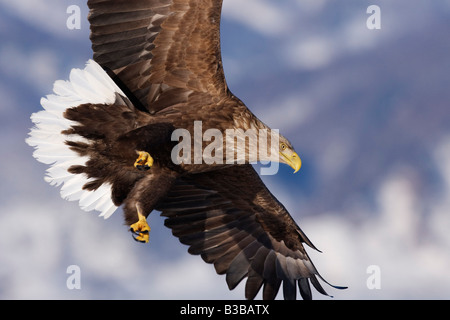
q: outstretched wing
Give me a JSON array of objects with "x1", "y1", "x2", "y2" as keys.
[
  {"x1": 157, "y1": 165, "x2": 343, "y2": 300},
  {"x1": 88, "y1": 0, "x2": 228, "y2": 114}
]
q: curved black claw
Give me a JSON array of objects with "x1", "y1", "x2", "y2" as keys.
[
  {"x1": 136, "y1": 164, "x2": 151, "y2": 171},
  {"x1": 129, "y1": 228, "x2": 150, "y2": 243}
]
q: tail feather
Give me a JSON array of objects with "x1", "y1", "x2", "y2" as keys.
[
  {"x1": 27, "y1": 60, "x2": 126, "y2": 218},
  {"x1": 45, "y1": 162, "x2": 78, "y2": 186}
]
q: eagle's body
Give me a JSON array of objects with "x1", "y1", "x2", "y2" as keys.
[{"x1": 26, "y1": 0, "x2": 344, "y2": 299}]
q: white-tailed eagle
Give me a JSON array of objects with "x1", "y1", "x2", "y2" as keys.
[{"x1": 26, "y1": 0, "x2": 345, "y2": 300}]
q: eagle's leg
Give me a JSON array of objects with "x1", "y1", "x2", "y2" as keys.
[
  {"x1": 124, "y1": 169, "x2": 178, "y2": 244},
  {"x1": 134, "y1": 151, "x2": 154, "y2": 171},
  {"x1": 129, "y1": 203, "x2": 151, "y2": 243}
]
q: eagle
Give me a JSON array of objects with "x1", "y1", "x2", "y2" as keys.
[{"x1": 26, "y1": 0, "x2": 345, "y2": 300}]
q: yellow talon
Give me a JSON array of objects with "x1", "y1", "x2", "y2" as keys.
[
  {"x1": 129, "y1": 206, "x2": 150, "y2": 243},
  {"x1": 134, "y1": 151, "x2": 154, "y2": 171}
]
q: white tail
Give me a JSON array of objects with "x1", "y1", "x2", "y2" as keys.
[{"x1": 26, "y1": 60, "x2": 125, "y2": 219}]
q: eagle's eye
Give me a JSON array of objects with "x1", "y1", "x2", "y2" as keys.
[{"x1": 280, "y1": 143, "x2": 287, "y2": 151}]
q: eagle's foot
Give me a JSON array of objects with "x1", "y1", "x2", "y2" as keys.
[
  {"x1": 129, "y1": 209, "x2": 150, "y2": 243},
  {"x1": 134, "y1": 151, "x2": 154, "y2": 171}
]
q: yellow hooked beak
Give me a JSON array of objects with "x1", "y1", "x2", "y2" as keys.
[{"x1": 280, "y1": 150, "x2": 302, "y2": 173}]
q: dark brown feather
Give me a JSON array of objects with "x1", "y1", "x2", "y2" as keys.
[
  {"x1": 62, "y1": 99, "x2": 178, "y2": 212},
  {"x1": 88, "y1": 0, "x2": 229, "y2": 113},
  {"x1": 157, "y1": 165, "x2": 339, "y2": 299}
]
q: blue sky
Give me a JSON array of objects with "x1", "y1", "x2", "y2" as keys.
[{"x1": 1, "y1": 0, "x2": 450, "y2": 299}]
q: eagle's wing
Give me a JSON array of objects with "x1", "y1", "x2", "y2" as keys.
[
  {"x1": 157, "y1": 165, "x2": 343, "y2": 300},
  {"x1": 87, "y1": 0, "x2": 228, "y2": 114}
]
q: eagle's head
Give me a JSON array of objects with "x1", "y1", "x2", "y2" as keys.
[
  {"x1": 278, "y1": 138, "x2": 302, "y2": 173},
  {"x1": 229, "y1": 118, "x2": 302, "y2": 173},
  {"x1": 229, "y1": 108, "x2": 302, "y2": 173}
]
